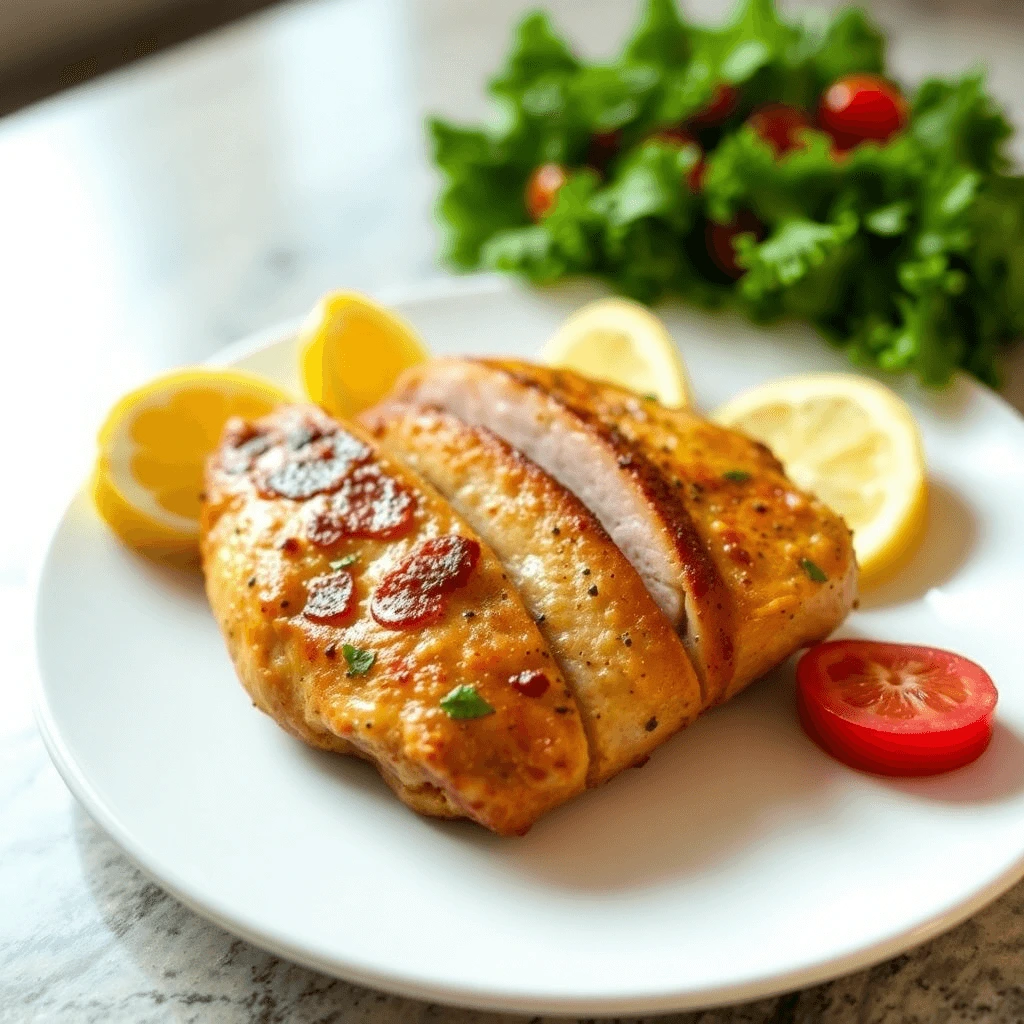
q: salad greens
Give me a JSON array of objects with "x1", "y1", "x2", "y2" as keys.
[{"x1": 428, "y1": 0, "x2": 1024, "y2": 387}]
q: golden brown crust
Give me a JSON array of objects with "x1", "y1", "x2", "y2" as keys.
[
  {"x1": 200, "y1": 404, "x2": 588, "y2": 835},
  {"x1": 395, "y1": 358, "x2": 736, "y2": 702},
  {"x1": 394, "y1": 358, "x2": 857, "y2": 704},
  {"x1": 363, "y1": 402, "x2": 704, "y2": 784},
  {"x1": 490, "y1": 360, "x2": 737, "y2": 698},
  {"x1": 488, "y1": 362, "x2": 859, "y2": 701}
]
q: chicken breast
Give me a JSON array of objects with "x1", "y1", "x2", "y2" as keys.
[
  {"x1": 395, "y1": 359, "x2": 857, "y2": 703},
  {"x1": 363, "y1": 402, "x2": 704, "y2": 784},
  {"x1": 201, "y1": 404, "x2": 588, "y2": 835}
]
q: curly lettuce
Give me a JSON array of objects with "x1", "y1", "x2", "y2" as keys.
[{"x1": 428, "y1": 0, "x2": 1024, "y2": 387}]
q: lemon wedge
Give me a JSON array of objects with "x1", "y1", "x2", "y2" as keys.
[
  {"x1": 299, "y1": 291, "x2": 429, "y2": 418},
  {"x1": 541, "y1": 297, "x2": 692, "y2": 408},
  {"x1": 713, "y1": 373, "x2": 927, "y2": 583},
  {"x1": 92, "y1": 368, "x2": 289, "y2": 562}
]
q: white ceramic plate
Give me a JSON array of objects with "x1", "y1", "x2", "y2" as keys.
[{"x1": 34, "y1": 277, "x2": 1024, "y2": 1015}]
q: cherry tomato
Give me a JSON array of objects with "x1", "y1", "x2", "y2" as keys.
[
  {"x1": 525, "y1": 163, "x2": 568, "y2": 221},
  {"x1": 586, "y1": 131, "x2": 620, "y2": 173},
  {"x1": 652, "y1": 126, "x2": 693, "y2": 146},
  {"x1": 746, "y1": 103, "x2": 812, "y2": 157},
  {"x1": 687, "y1": 157, "x2": 708, "y2": 193},
  {"x1": 651, "y1": 128, "x2": 706, "y2": 191},
  {"x1": 689, "y1": 83, "x2": 739, "y2": 128},
  {"x1": 818, "y1": 74, "x2": 909, "y2": 151},
  {"x1": 706, "y1": 210, "x2": 764, "y2": 278},
  {"x1": 797, "y1": 640, "x2": 998, "y2": 777}
]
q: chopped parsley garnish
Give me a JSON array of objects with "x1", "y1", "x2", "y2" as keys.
[
  {"x1": 342, "y1": 644, "x2": 376, "y2": 677},
  {"x1": 440, "y1": 684, "x2": 495, "y2": 720},
  {"x1": 723, "y1": 470, "x2": 752, "y2": 483},
  {"x1": 800, "y1": 558, "x2": 828, "y2": 583},
  {"x1": 330, "y1": 554, "x2": 358, "y2": 570}
]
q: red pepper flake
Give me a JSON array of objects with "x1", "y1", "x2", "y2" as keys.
[
  {"x1": 371, "y1": 535, "x2": 481, "y2": 630},
  {"x1": 306, "y1": 465, "x2": 415, "y2": 544},
  {"x1": 260, "y1": 430, "x2": 371, "y2": 500},
  {"x1": 721, "y1": 528, "x2": 753, "y2": 566},
  {"x1": 303, "y1": 570, "x2": 355, "y2": 624},
  {"x1": 508, "y1": 670, "x2": 550, "y2": 698}
]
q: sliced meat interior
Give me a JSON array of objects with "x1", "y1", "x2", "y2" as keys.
[
  {"x1": 393, "y1": 358, "x2": 733, "y2": 700},
  {"x1": 363, "y1": 401, "x2": 704, "y2": 784},
  {"x1": 394, "y1": 358, "x2": 857, "y2": 703}
]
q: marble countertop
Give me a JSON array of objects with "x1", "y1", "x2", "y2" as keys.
[{"x1": 4, "y1": 0, "x2": 1024, "y2": 1020}]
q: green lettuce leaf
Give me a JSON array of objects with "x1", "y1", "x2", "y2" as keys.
[
  {"x1": 429, "y1": 119, "x2": 529, "y2": 268},
  {"x1": 623, "y1": 0, "x2": 691, "y2": 68},
  {"x1": 798, "y1": 7, "x2": 885, "y2": 92},
  {"x1": 482, "y1": 170, "x2": 602, "y2": 282},
  {"x1": 427, "y1": 0, "x2": 1024, "y2": 386}
]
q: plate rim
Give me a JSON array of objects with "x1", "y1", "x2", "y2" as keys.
[{"x1": 31, "y1": 276, "x2": 1024, "y2": 1016}]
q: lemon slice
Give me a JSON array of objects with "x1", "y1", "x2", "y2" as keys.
[
  {"x1": 92, "y1": 368, "x2": 289, "y2": 562},
  {"x1": 713, "y1": 373, "x2": 927, "y2": 583},
  {"x1": 299, "y1": 291, "x2": 429, "y2": 418},
  {"x1": 541, "y1": 297, "x2": 692, "y2": 407}
]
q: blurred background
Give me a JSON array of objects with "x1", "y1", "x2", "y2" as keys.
[{"x1": 3, "y1": 0, "x2": 1022, "y2": 114}]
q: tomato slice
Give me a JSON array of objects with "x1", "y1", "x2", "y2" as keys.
[
  {"x1": 818, "y1": 74, "x2": 908, "y2": 151},
  {"x1": 797, "y1": 640, "x2": 997, "y2": 776}
]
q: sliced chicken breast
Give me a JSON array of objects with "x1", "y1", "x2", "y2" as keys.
[
  {"x1": 201, "y1": 404, "x2": 588, "y2": 835},
  {"x1": 363, "y1": 402, "x2": 704, "y2": 784},
  {"x1": 394, "y1": 358, "x2": 733, "y2": 701},
  {"x1": 395, "y1": 359, "x2": 857, "y2": 703}
]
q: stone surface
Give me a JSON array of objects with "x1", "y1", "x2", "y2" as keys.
[{"x1": 4, "y1": 0, "x2": 1024, "y2": 1020}]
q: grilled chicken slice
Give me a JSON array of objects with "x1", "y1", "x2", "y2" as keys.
[
  {"x1": 363, "y1": 402, "x2": 704, "y2": 785},
  {"x1": 395, "y1": 359, "x2": 857, "y2": 704},
  {"x1": 201, "y1": 404, "x2": 588, "y2": 835},
  {"x1": 393, "y1": 358, "x2": 731, "y2": 701}
]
